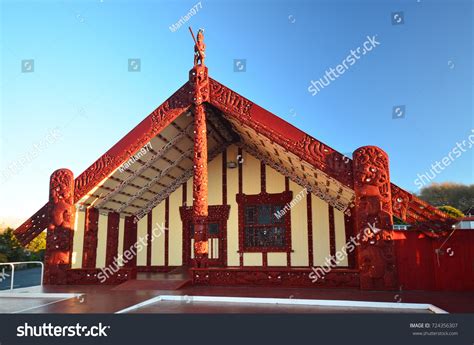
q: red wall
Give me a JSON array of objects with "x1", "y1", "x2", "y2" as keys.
[{"x1": 394, "y1": 230, "x2": 474, "y2": 291}]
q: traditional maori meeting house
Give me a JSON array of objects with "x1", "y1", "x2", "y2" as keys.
[{"x1": 14, "y1": 29, "x2": 456, "y2": 290}]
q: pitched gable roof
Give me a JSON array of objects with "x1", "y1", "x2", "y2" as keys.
[{"x1": 14, "y1": 77, "x2": 455, "y2": 246}]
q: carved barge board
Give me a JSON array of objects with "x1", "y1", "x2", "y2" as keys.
[
  {"x1": 14, "y1": 83, "x2": 193, "y2": 246},
  {"x1": 14, "y1": 78, "x2": 456, "y2": 251}
]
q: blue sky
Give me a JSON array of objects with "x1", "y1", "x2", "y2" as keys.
[{"x1": 1, "y1": 0, "x2": 472, "y2": 226}]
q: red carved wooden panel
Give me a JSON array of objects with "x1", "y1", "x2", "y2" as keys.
[
  {"x1": 123, "y1": 216, "x2": 137, "y2": 268},
  {"x1": 82, "y1": 207, "x2": 99, "y2": 268},
  {"x1": 44, "y1": 169, "x2": 76, "y2": 284},
  {"x1": 64, "y1": 268, "x2": 136, "y2": 285},
  {"x1": 106, "y1": 212, "x2": 120, "y2": 267},
  {"x1": 14, "y1": 203, "x2": 49, "y2": 246},
  {"x1": 344, "y1": 210, "x2": 357, "y2": 268},
  {"x1": 191, "y1": 267, "x2": 359, "y2": 288},
  {"x1": 190, "y1": 62, "x2": 211, "y2": 267},
  {"x1": 353, "y1": 146, "x2": 397, "y2": 290},
  {"x1": 208, "y1": 78, "x2": 353, "y2": 188},
  {"x1": 180, "y1": 205, "x2": 230, "y2": 267}
]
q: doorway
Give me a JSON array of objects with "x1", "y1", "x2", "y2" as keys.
[{"x1": 180, "y1": 205, "x2": 230, "y2": 267}]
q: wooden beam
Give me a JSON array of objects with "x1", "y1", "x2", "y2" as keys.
[
  {"x1": 133, "y1": 145, "x2": 227, "y2": 221},
  {"x1": 116, "y1": 149, "x2": 193, "y2": 213},
  {"x1": 95, "y1": 123, "x2": 193, "y2": 209}
]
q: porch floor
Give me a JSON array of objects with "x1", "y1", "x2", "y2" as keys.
[{"x1": 2, "y1": 283, "x2": 473, "y2": 314}]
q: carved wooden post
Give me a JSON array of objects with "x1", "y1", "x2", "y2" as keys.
[
  {"x1": 352, "y1": 146, "x2": 397, "y2": 290},
  {"x1": 45, "y1": 169, "x2": 75, "y2": 284},
  {"x1": 190, "y1": 28, "x2": 210, "y2": 268}
]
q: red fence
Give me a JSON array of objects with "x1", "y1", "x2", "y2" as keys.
[{"x1": 394, "y1": 230, "x2": 474, "y2": 291}]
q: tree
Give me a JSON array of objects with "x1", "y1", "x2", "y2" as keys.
[
  {"x1": 0, "y1": 228, "x2": 25, "y2": 262},
  {"x1": 0, "y1": 228, "x2": 45, "y2": 263},
  {"x1": 437, "y1": 205, "x2": 464, "y2": 219},
  {"x1": 26, "y1": 231, "x2": 46, "y2": 252},
  {"x1": 418, "y1": 182, "x2": 474, "y2": 210}
]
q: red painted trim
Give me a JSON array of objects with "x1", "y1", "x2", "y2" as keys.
[
  {"x1": 182, "y1": 181, "x2": 187, "y2": 206},
  {"x1": 344, "y1": 211, "x2": 356, "y2": 268},
  {"x1": 209, "y1": 78, "x2": 353, "y2": 187},
  {"x1": 105, "y1": 212, "x2": 120, "y2": 267},
  {"x1": 222, "y1": 149, "x2": 227, "y2": 205},
  {"x1": 14, "y1": 203, "x2": 49, "y2": 246},
  {"x1": 16, "y1": 80, "x2": 454, "y2": 248},
  {"x1": 238, "y1": 147, "x2": 244, "y2": 267},
  {"x1": 260, "y1": 161, "x2": 266, "y2": 193},
  {"x1": 285, "y1": 177, "x2": 290, "y2": 192},
  {"x1": 328, "y1": 206, "x2": 336, "y2": 256},
  {"x1": 262, "y1": 252, "x2": 268, "y2": 267},
  {"x1": 82, "y1": 208, "x2": 99, "y2": 268},
  {"x1": 165, "y1": 197, "x2": 170, "y2": 267},
  {"x1": 180, "y1": 205, "x2": 230, "y2": 267},
  {"x1": 136, "y1": 266, "x2": 179, "y2": 273},
  {"x1": 123, "y1": 216, "x2": 137, "y2": 268},
  {"x1": 63, "y1": 268, "x2": 136, "y2": 285},
  {"x1": 190, "y1": 267, "x2": 359, "y2": 288},
  {"x1": 74, "y1": 83, "x2": 192, "y2": 202},
  {"x1": 146, "y1": 212, "x2": 152, "y2": 267},
  {"x1": 238, "y1": 147, "x2": 243, "y2": 195},
  {"x1": 307, "y1": 192, "x2": 314, "y2": 267}
]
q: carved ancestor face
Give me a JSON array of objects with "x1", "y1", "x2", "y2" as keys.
[
  {"x1": 50, "y1": 169, "x2": 74, "y2": 205},
  {"x1": 354, "y1": 147, "x2": 389, "y2": 188},
  {"x1": 51, "y1": 180, "x2": 72, "y2": 204}
]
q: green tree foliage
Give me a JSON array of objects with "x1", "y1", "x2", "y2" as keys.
[
  {"x1": 0, "y1": 228, "x2": 45, "y2": 263},
  {"x1": 418, "y1": 182, "x2": 474, "y2": 211},
  {"x1": 26, "y1": 231, "x2": 46, "y2": 253},
  {"x1": 437, "y1": 205, "x2": 464, "y2": 219}
]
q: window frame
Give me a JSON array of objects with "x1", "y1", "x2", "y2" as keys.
[{"x1": 236, "y1": 191, "x2": 293, "y2": 253}]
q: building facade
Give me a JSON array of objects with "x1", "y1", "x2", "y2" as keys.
[{"x1": 14, "y1": 30, "x2": 456, "y2": 290}]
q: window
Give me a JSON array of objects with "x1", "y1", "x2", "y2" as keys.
[
  {"x1": 237, "y1": 191, "x2": 292, "y2": 252},
  {"x1": 244, "y1": 205, "x2": 285, "y2": 248}
]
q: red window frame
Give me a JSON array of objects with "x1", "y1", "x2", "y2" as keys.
[
  {"x1": 236, "y1": 191, "x2": 293, "y2": 253},
  {"x1": 179, "y1": 205, "x2": 230, "y2": 267}
]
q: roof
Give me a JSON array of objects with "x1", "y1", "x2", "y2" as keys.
[{"x1": 13, "y1": 76, "x2": 456, "y2": 246}]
